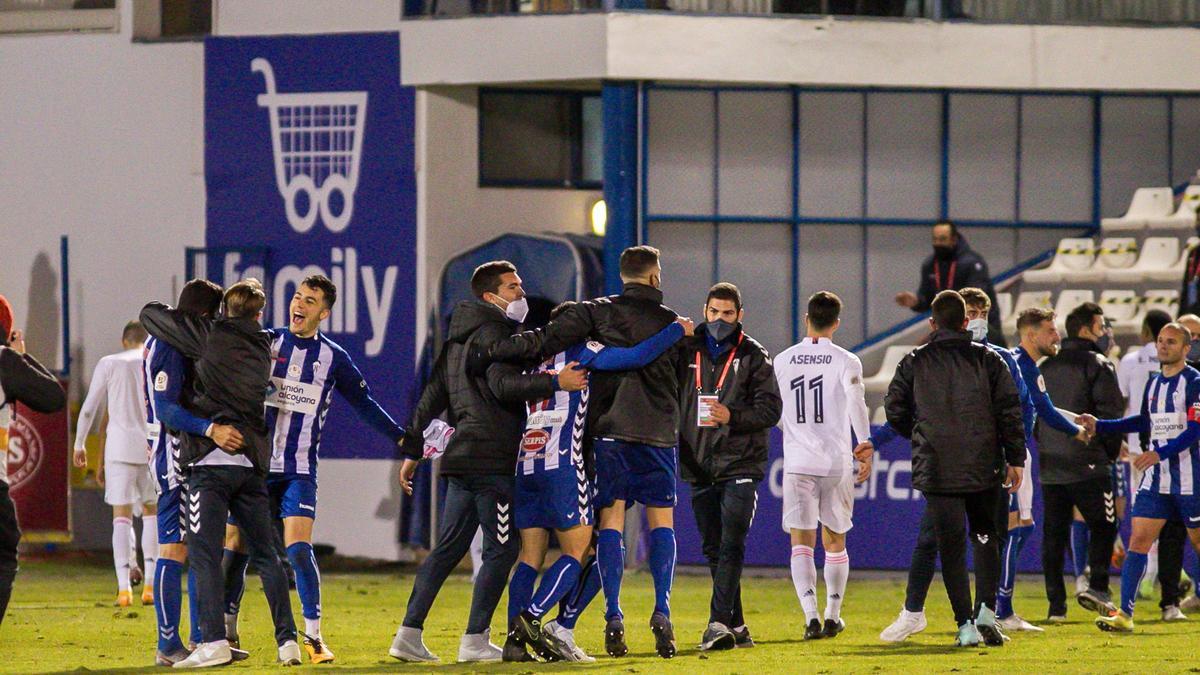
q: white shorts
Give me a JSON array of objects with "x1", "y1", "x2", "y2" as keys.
[
  {"x1": 782, "y1": 472, "x2": 854, "y2": 534},
  {"x1": 104, "y1": 461, "x2": 156, "y2": 506}
]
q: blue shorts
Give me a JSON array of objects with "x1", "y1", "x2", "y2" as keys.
[
  {"x1": 1131, "y1": 489, "x2": 1200, "y2": 526},
  {"x1": 228, "y1": 474, "x2": 317, "y2": 526},
  {"x1": 157, "y1": 483, "x2": 185, "y2": 544},
  {"x1": 593, "y1": 439, "x2": 677, "y2": 509},
  {"x1": 515, "y1": 464, "x2": 592, "y2": 531}
]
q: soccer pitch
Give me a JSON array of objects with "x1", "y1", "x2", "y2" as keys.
[{"x1": 4, "y1": 557, "x2": 1197, "y2": 673}]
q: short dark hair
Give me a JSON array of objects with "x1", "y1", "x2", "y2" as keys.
[
  {"x1": 934, "y1": 220, "x2": 959, "y2": 238},
  {"x1": 619, "y1": 246, "x2": 660, "y2": 280},
  {"x1": 122, "y1": 321, "x2": 147, "y2": 344},
  {"x1": 959, "y1": 287, "x2": 990, "y2": 312},
  {"x1": 223, "y1": 279, "x2": 266, "y2": 319},
  {"x1": 706, "y1": 282, "x2": 742, "y2": 312},
  {"x1": 302, "y1": 274, "x2": 337, "y2": 309},
  {"x1": 1016, "y1": 307, "x2": 1056, "y2": 332},
  {"x1": 178, "y1": 279, "x2": 224, "y2": 318},
  {"x1": 930, "y1": 290, "x2": 966, "y2": 330},
  {"x1": 1145, "y1": 309, "x2": 1173, "y2": 340},
  {"x1": 807, "y1": 291, "x2": 842, "y2": 330},
  {"x1": 470, "y1": 261, "x2": 517, "y2": 299},
  {"x1": 1065, "y1": 302, "x2": 1104, "y2": 339}
]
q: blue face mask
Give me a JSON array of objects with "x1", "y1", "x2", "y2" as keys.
[
  {"x1": 1095, "y1": 332, "x2": 1112, "y2": 356},
  {"x1": 1189, "y1": 339, "x2": 1200, "y2": 363}
]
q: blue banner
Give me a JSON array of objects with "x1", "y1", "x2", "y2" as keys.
[{"x1": 204, "y1": 33, "x2": 416, "y2": 459}]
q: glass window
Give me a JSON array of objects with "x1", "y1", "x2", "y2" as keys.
[{"x1": 479, "y1": 89, "x2": 603, "y2": 189}]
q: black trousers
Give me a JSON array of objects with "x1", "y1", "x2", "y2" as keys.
[
  {"x1": 0, "y1": 483, "x2": 20, "y2": 625},
  {"x1": 691, "y1": 478, "x2": 758, "y2": 627},
  {"x1": 923, "y1": 486, "x2": 1006, "y2": 625},
  {"x1": 1041, "y1": 476, "x2": 1118, "y2": 615},
  {"x1": 186, "y1": 465, "x2": 296, "y2": 645},
  {"x1": 1158, "y1": 519, "x2": 1188, "y2": 609},
  {"x1": 403, "y1": 474, "x2": 519, "y2": 635}
]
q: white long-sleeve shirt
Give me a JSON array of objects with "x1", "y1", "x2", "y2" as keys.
[
  {"x1": 773, "y1": 336, "x2": 871, "y2": 476},
  {"x1": 1118, "y1": 342, "x2": 1159, "y2": 455},
  {"x1": 75, "y1": 347, "x2": 149, "y2": 465}
]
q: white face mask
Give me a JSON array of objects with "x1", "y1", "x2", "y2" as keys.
[
  {"x1": 497, "y1": 296, "x2": 529, "y2": 324},
  {"x1": 967, "y1": 318, "x2": 989, "y2": 342}
]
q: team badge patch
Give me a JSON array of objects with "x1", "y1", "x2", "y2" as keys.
[
  {"x1": 288, "y1": 363, "x2": 302, "y2": 378},
  {"x1": 1189, "y1": 403, "x2": 1200, "y2": 424},
  {"x1": 586, "y1": 341, "x2": 604, "y2": 353},
  {"x1": 154, "y1": 372, "x2": 169, "y2": 391},
  {"x1": 1037, "y1": 375, "x2": 1047, "y2": 393}
]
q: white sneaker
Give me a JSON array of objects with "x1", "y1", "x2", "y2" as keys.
[
  {"x1": 389, "y1": 626, "x2": 439, "y2": 662},
  {"x1": 880, "y1": 609, "x2": 927, "y2": 643},
  {"x1": 997, "y1": 614, "x2": 1045, "y2": 633},
  {"x1": 277, "y1": 640, "x2": 302, "y2": 666},
  {"x1": 1162, "y1": 605, "x2": 1188, "y2": 622},
  {"x1": 172, "y1": 640, "x2": 232, "y2": 668},
  {"x1": 457, "y1": 629, "x2": 502, "y2": 663},
  {"x1": 1075, "y1": 575, "x2": 1090, "y2": 595},
  {"x1": 544, "y1": 620, "x2": 595, "y2": 663}
]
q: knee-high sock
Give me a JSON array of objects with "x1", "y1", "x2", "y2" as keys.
[
  {"x1": 556, "y1": 555, "x2": 600, "y2": 629},
  {"x1": 1070, "y1": 520, "x2": 1090, "y2": 577},
  {"x1": 1186, "y1": 550, "x2": 1200, "y2": 584},
  {"x1": 1146, "y1": 542, "x2": 1160, "y2": 591},
  {"x1": 1121, "y1": 551, "x2": 1149, "y2": 617},
  {"x1": 154, "y1": 558, "x2": 185, "y2": 653},
  {"x1": 823, "y1": 549, "x2": 849, "y2": 621},
  {"x1": 597, "y1": 529, "x2": 625, "y2": 621},
  {"x1": 187, "y1": 567, "x2": 201, "y2": 645},
  {"x1": 648, "y1": 527, "x2": 676, "y2": 618},
  {"x1": 997, "y1": 524, "x2": 1032, "y2": 619},
  {"x1": 791, "y1": 545, "x2": 818, "y2": 622},
  {"x1": 508, "y1": 562, "x2": 538, "y2": 621},
  {"x1": 221, "y1": 548, "x2": 250, "y2": 640},
  {"x1": 286, "y1": 542, "x2": 322, "y2": 636},
  {"x1": 529, "y1": 557, "x2": 582, "y2": 617},
  {"x1": 113, "y1": 517, "x2": 133, "y2": 591},
  {"x1": 141, "y1": 516, "x2": 158, "y2": 585}
]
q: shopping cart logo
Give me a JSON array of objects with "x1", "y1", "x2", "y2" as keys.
[{"x1": 252, "y1": 58, "x2": 368, "y2": 234}]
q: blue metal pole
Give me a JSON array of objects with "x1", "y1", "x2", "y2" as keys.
[{"x1": 603, "y1": 81, "x2": 639, "y2": 295}]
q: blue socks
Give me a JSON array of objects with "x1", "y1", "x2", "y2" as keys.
[
  {"x1": 187, "y1": 568, "x2": 201, "y2": 645},
  {"x1": 557, "y1": 555, "x2": 600, "y2": 629},
  {"x1": 997, "y1": 524, "x2": 1033, "y2": 619},
  {"x1": 1121, "y1": 551, "x2": 1148, "y2": 617},
  {"x1": 1070, "y1": 521, "x2": 1090, "y2": 577},
  {"x1": 286, "y1": 542, "x2": 322, "y2": 621},
  {"x1": 221, "y1": 549, "x2": 250, "y2": 617},
  {"x1": 508, "y1": 562, "x2": 538, "y2": 621},
  {"x1": 597, "y1": 529, "x2": 625, "y2": 620},
  {"x1": 648, "y1": 527, "x2": 676, "y2": 618},
  {"x1": 155, "y1": 559, "x2": 185, "y2": 653},
  {"x1": 529, "y1": 557, "x2": 582, "y2": 617}
]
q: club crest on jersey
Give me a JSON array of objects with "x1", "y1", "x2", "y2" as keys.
[
  {"x1": 586, "y1": 341, "x2": 604, "y2": 353},
  {"x1": 312, "y1": 360, "x2": 322, "y2": 374},
  {"x1": 154, "y1": 371, "x2": 169, "y2": 392},
  {"x1": 521, "y1": 429, "x2": 550, "y2": 456},
  {"x1": 1037, "y1": 375, "x2": 1046, "y2": 393},
  {"x1": 288, "y1": 363, "x2": 302, "y2": 378},
  {"x1": 1190, "y1": 403, "x2": 1200, "y2": 424}
]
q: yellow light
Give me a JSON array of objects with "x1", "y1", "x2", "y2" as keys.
[{"x1": 590, "y1": 199, "x2": 607, "y2": 237}]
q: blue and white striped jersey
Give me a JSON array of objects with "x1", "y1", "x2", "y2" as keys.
[
  {"x1": 265, "y1": 329, "x2": 403, "y2": 478},
  {"x1": 142, "y1": 337, "x2": 190, "y2": 489},
  {"x1": 1136, "y1": 368, "x2": 1200, "y2": 496},
  {"x1": 518, "y1": 343, "x2": 594, "y2": 476}
]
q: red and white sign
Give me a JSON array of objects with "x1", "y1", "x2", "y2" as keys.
[{"x1": 9, "y1": 399, "x2": 69, "y2": 541}]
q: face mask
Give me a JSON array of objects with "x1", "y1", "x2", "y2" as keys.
[
  {"x1": 933, "y1": 244, "x2": 955, "y2": 261},
  {"x1": 966, "y1": 318, "x2": 989, "y2": 342},
  {"x1": 704, "y1": 319, "x2": 737, "y2": 343},
  {"x1": 1189, "y1": 339, "x2": 1200, "y2": 363},
  {"x1": 1095, "y1": 332, "x2": 1112, "y2": 355},
  {"x1": 492, "y1": 295, "x2": 529, "y2": 323}
]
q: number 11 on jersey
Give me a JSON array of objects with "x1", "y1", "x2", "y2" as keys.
[{"x1": 790, "y1": 374, "x2": 824, "y2": 424}]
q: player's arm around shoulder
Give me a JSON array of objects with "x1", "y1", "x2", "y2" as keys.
[{"x1": 726, "y1": 339, "x2": 783, "y2": 432}]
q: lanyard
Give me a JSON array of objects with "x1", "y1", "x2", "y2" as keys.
[
  {"x1": 696, "y1": 333, "x2": 744, "y2": 394},
  {"x1": 933, "y1": 260, "x2": 957, "y2": 291},
  {"x1": 1189, "y1": 249, "x2": 1200, "y2": 281}
]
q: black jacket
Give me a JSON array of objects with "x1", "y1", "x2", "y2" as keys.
[
  {"x1": 677, "y1": 328, "x2": 782, "y2": 484},
  {"x1": 401, "y1": 300, "x2": 556, "y2": 476},
  {"x1": 480, "y1": 283, "x2": 682, "y2": 448},
  {"x1": 0, "y1": 347, "x2": 65, "y2": 413},
  {"x1": 885, "y1": 329, "x2": 1025, "y2": 494},
  {"x1": 1181, "y1": 245, "x2": 1200, "y2": 317},
  {"x1": 913, "y1": 236, "x2": 1002, "y2": 333},
  {"x1": 1037, "y1": 337, "x2": 1124, "y2": 485},
  {"x1": 140, "y1": 304, "x2": 273, "y2": 474}
]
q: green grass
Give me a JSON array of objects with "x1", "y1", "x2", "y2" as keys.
[{"x1": 3, "y1": 556, "x2": 1198, "y2": 673}]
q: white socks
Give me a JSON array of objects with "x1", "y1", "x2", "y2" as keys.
[
  {"x1": 113, "y1": 517, "x2": 132, "y2": 591},
  {"x1": 791, "y1": 545, "x2": 818, "y2": 622},
  {"x1": 141, "y1": 515, "x2": 158, "y2": 583},
  {"x1": 305, "y1": 617, "x2": 321, "y2": 639},
  {"x1": 1146, "y1": 542, "x2": 1159, "y2": 587},
  {"x1": 824, "y1": 549, "x2": 849, "y2": 621}
]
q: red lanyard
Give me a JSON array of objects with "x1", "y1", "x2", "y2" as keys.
[
  {"x1": 1189, "y1": 249, "x2": 1200, "y2": 281},
  {"x1": 933, "y1": 260, "x2": 957, "y2": 291},
  {"x1": 696, "y1": 334, "x2": 744, "y2": 393}
]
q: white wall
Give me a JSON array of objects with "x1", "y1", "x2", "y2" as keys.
[{"x1": 214, "y1": 0, "x2": 402, "y2": 36}]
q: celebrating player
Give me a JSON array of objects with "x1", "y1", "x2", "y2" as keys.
[
  {"x1": 506, "y1": 303, "x2": 689, "y2": 662},
  {"x1": 774, "y1": 292, "x2": 872, "y2": 641},
  {"x1": 1081, "y1": 322, "x2": 1200, "y2": 633},
  {"x1": 74, "y1": 321, "x2": 159, "y2": 608}
]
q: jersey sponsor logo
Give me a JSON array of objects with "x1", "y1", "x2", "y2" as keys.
[
  {"x1": 526, "y1": 410, "x2": 567, "y2": 430},
  {"x1": 521, "y1": 429, "x2": 550, "y2": 456},
  {"x1": 154, "y1": 371, "x2": 169, "y2": 391},
  {"x1": 1190, "y1": 403, "x2": 1200, "y2": 424},
  {"x1": 265, "y1": 377, "x2": 321, "y2": 415},
  {"x1": 1150, "y1": 411, "x2": 1186, "y2": 442}
]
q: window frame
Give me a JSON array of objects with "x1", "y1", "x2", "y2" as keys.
[{"x1": 477, "y1": 87, "x2": 603, "y2": 190}]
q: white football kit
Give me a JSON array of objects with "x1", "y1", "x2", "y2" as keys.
[
  {"x1": 1118, "y1": 342, "x2": 1159, "y2": 500},
  {"x1": 75, "y1": 348, "x2": 155, "y2": 506},
  {"x1": 774, "y1": 337, "x2": 871, "y2": 534}
]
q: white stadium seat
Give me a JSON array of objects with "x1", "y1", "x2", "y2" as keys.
[
  {"x1": 1101, "y1": 187, "x2": 1175, "y2": 234},
  {"x1": 1058, "y1": 237, "x2": 1137, "y2": 284},
  {"x1": 1101, "y1": 289, "x2": 1141, "y2": 334},
  {"x1": 1053, "y1": 289, "x2": 1096, "y2": 332},
  {"x1": 1146, "y1": 236, "x2": 1199, "y2": 283},
  {"x1": 1106, "y1": 237, "x2": 1179, "y2": 284},
  {"x1": 1144, "y1": 185, "x2": 1200, "y2": 232},
  {"x1": 1023, "y1": 238, "x2": 1095, "y2": 284},
  {"x1": 863, "y1": 345, "x2": 916, "y2": 394},
  {"x1": 1125, "y1": 290, "x2": 1181, "y2": 331},
  {"x1": 872, "y1": 406, "x2": 888, "y2": 425},
  {"x1": 996, "y1": 292, "x2": 1013, "y2": 324},
  {"x1": 1007, "y1": 290, "x2": 1053, "y2": 331}
]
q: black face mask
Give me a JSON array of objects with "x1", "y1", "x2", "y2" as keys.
[
  {"x1": 933, "y1": 244, "x2": 955, "y2": 261},
  {"x1": 704, "y1": 319, "x2": 737, "y2": 343}
]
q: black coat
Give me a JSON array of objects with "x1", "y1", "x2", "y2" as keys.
[
  {"x1": 479, "y1": 283, "x2": 683, "y2": 448},
  {"x1": 140, "y1": 304, "x2": 273, "y2": 474},
  {"x1": 1181, "y1": 245, "x2": 1200, "y2": 318},
  {"x1": 677, "y1": 329, "x2": 782, "y2": 484},
  {"x1": 1037, "y1": 337, "x2": 1124, "y2": 485},
  {"x1": 0, "y1": 347, "x2": 65, "y2": 413},
  {"x1": 401, "y1": 300, "x2": 556, "y2": 476},
  {"x1": 913, "y1": 236, "x2": 1002, "y2": 332},
  {"x1": 885, "y1": 329, "x2": 1025, "y2": 494}
]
